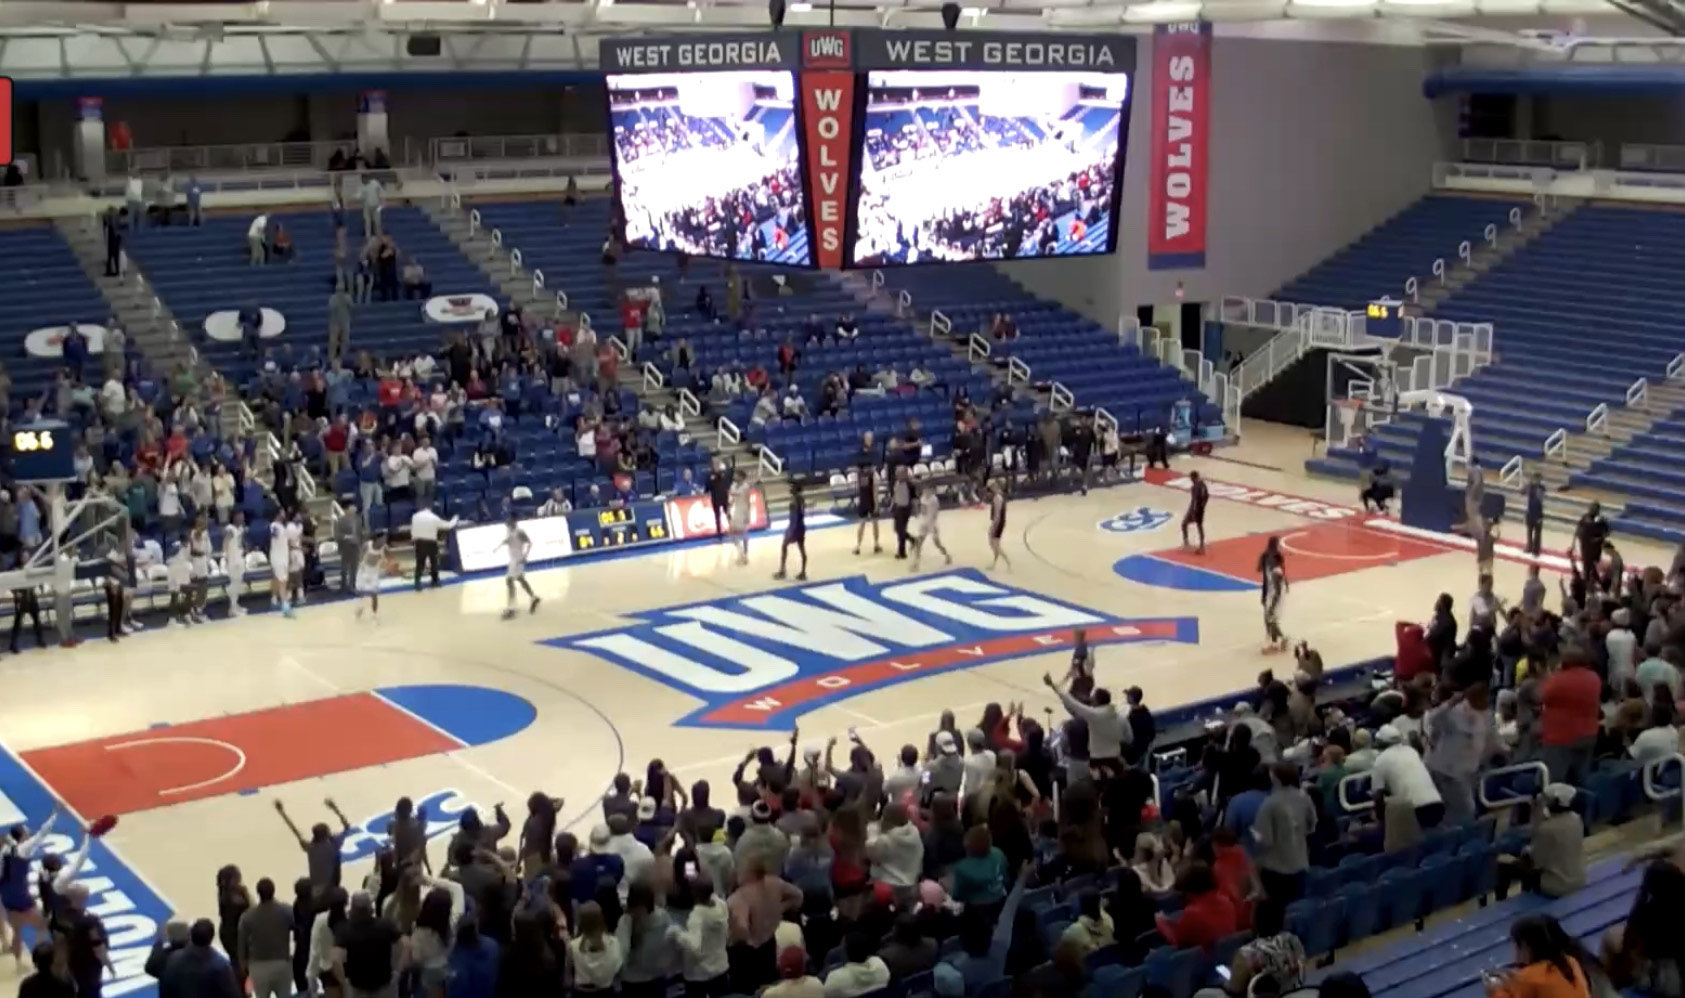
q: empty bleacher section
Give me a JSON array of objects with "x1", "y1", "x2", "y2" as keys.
[
  {"x1": 880, "y1": 265, "x2": 1224, "y2": 436},
  {"x1": 471, "y1": 198, "x2": 996, "y2": 478},
  {"x1": 0, "y1": 226, "x2": 121, "y2": 402},
  {"x1": 1275, "y1": 196, "x2": 1524, "y2": 310}
]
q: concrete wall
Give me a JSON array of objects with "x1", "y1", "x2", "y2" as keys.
[
  {"x1": 998, "y1": 36, "x2": 1457, "y2": 325},
  {"x1": 1531, "y1": 95, "x2": 1685, "y2": 148}
]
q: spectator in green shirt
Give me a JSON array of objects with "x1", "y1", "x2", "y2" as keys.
[{"x1": 947, "y1": 827, "x2": 1006, "y2": 907}]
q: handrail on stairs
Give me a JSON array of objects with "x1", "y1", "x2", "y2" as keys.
[
  {"x1": 1498, "y1": 455, "x2": 1525, "y2": 488},
  {"x1": 1118, "y1": 314, "x2": 1142, "y2": 350},
  {"x1": 870, "y1": 270, "x2": 885, "y2": 294},
  {"x1": 1509, "y1": 206, "x2": 1523, "y2": 229},
  {"x1": 1484, "y1": 222, "x2": 1498, "y2": 248},
  {"x1": 930, "y1": 309, "x2": 953, "y2": 338},
  {"x1": 1586, "y1": 402, "x2": 1609, "y2": 435},
  {"x1": 678, "y1": 387, "x2": 702, "y2": 418},
  {"x1": 1545, "y1": 427, "x2": 1569, "y2": 463},
  {"x1": 1404, "y1": 276, "x2": 1419, "y2": 304},
  {"x1": 1095, "y1": 407, "x2": 1118, "y2": 435},
  {"x1": 1050, "y1": 382, "x2": 1075, "y2": 412},
  {"x1": 967, "y1": 333, "x2": 992, "y2": 363},
  {"x1": 1668, "y1": 352, "x2": 1685, "y2": 382},
  {"x1": 641, "y1": 362, "x2": 666, "y2": 391},
  {"x1": 491, "y1": 227, "x2": 503, "y2": 250},
  {"x1": 509, "y1": 247, "x2": 522, "y2": 277},
  {"x1": 758, "y1": 446, "x2": 785, "y2": 477},
  {"x1": 607, "y1": 334, "x2": 630, "y2": 363},
  {"x1": 896, "y1": 289, "x2": 913, "y2": 318},
  {"x1": 717, "y1": 416, "x2": 743, "y2": 446},
  {"x1": 1458, "y1": 239, "x2": 1472, "y2": 265},
  {"x1": 1627, "y1": 377, "x2": 1649, "y2": 410},
  {"x1": 532, "y1": 268, "x2": 545, "y2": 295},
  {"x1": 1642, "y1": 753, "x2": 1683, "y2": 810},
  {"x1": 1432, "y1": 257, "x2": 1447, "y2": 285},
  {"x1": 469, "y1": 209, "x2": 481, "y2": 238},
  {"x1": 1007, "y1": 357, "x2": 1031, "y2": 385}
]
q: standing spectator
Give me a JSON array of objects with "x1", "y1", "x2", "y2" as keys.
[
  {"x1": 669, "y1": 878, "x2": 731, "y2": 998},
  {"x1": 617, "y1": 883, "x2": 673, "y2": 998},
  {"x1": 104, "y1": 209, "x2": 124, "y2": 276},
  {"x1": 238, "y1": 878, "x2": 294, "y2": 998},
  {"x1": 1608, "y1": 610, "x2": 1639, "y2": 692},
  {"x1": 568, "y1": 901, "x2": 623, "y2": 994},
  {"x1": 1154, "y1": 864, "x2": 1238, "y2": 952},
  {"x1": 446, "y1": 917, "x2": 498, "y2": 998},
  {"x1": 821, "y1": 932, "x2": 890, "y2": 998},
  {"x1": 1368, "y1": 725, "x2": 1444, "y2": 841},
  {"x1": 57, "y1": 885, "x2": 114, "y2": 998},
  {"x1": 248, "y1": 214, "x2": 269, "y2": 264},
  {"x1": 360, "y1": 174, "x2": 383, "y2": 236},
  {"x1": 19, "y1": 941, "x2": 75, "y2": 998},
  {"x1": 160, "y1": 919, "x2": 239, "y2": 998},
  {"x1": 1044, "y1": 674, "x2": 1128, "y2": 776},
  {"x1": 1252, "y1": 762, "x2": 1317, "y2": 904},
  {"x1": 408, "y1": 502, "x2": 458, "y2": 590},
  {"x1": 1540, "y1": 651, "x2": 1602, "y2": 785},
  {"x1": 1524, "y1": 472, "x2": 1546, "y2": 556},
  {"x1": 328, "y1": 286, "x2": 353, "y2": 363},
  {"x1": 332, "y1": 892, "x2": 404, "y2": 998},
  {"x1": 1424, "y1": 682, "x2": 1502, "y2": 823},
  {"x1": 765, "y1": 946, "x2": 823, "y2": 998},
  {"x1": 726, "y1": 858, "x2": 802, "y2": 994},
  {"x1": 1124, "y1": 687, "x2": 1156, "y2": 765}
]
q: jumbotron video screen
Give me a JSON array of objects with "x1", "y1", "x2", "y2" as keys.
[
  {"x1": 607, "y1": 71, "x2": 813, "y2": 267},
  {"x1": 848, "y1": 70, "x2": 1131, "y2": 267}
]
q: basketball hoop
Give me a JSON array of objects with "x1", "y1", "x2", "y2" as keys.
[{"x1": 1337, "y1": 399, "x2": 1364, "y2": 448}]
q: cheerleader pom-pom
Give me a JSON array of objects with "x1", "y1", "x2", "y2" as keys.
[{"x1": 89, "y1": 814, "x2": 118, "y2": 839}]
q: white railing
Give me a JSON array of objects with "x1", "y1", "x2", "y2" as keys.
[
  {"x1": 607, "y1": 335, "x2": 630, "y2": 363},
  {"x1": 468, "y1": 208, "x2": 482, "y2": 238},
  {"x1": 1118, "y1": 313, "x2": 1142, "y2": 346},
  {"x1": 1007, "y1": 357, "x2": 1031, "y2": 385},
  {"x1": 1432, "y1": 161, "x2": 1556, "y2": 189},
  {"x1": 1545, "y1": 428, "x2": 1569, "y2": 463},
  {"x1": 1475, "y1": 761, "x2": 1551, "y2": 812},
  {"x1": 1217, "y1": 371, "x2": 1240, "y2": 436},
  {"x1": 678, "y1": 387, "x2": 702, "y2": 418},
  {"x1": 234, "y1": 400, "x2": 256, "y2": 435},
  {"x1": 1619, "y1": 143, "x2": 1685, "y2": 173},
  {"x1": 758, "y1": 446, "x2": 785, "y2": 477},
  {"x1": 1337, "y1": 771, "x2": 1376, "y2": 813},
  {"x1": 1510, "y1": 206, "x2": 1524, "y2": 229},
  {"x1": 1484, "y1": 223, "x2": 1498, "y2": 249},
  {"x1": 1216, "y1": 295, "x2": 1319, "y2": 332},
  {"x1": 429, "y1": 133, "x2": 608, "y2": 166},
  {"x1": 1405, "y1": 276, "x2": 1419, "y2": 303},
  {"x1": 870, "y1": 270, "x2": 886, "y2": 294},
  {"x1": 717, "y1": 416, "x2": 742, "y2": 446},
  {"x1": 1499, "y1": 454, "x2": 1526, "y2": 487},
  {"x1": 641, "y1": 362, "x2": 665, "y2": 391},
  {"x1": 1095, "y1": 407, "x2": 1118, "y2": 436},
  {"x1": 895, "y1": 289, "x2": 913, "y2": 318},
  {"x1": 1431, "y1": 257, "x2": 1447, "y2": 285},
  {"x1": 930, "y1": 309, "x2": 952, "y2": 339},
  {"x1": 1586, "y1": 403, "x2": 1609, "y2": 435},
  {"x1": 967, "y1": 333, "x2": 992, "y2": 364},
  {"x1": 509, "y1": 247, "x2": 523, "y2": 277},
  {"x1": 1050, "y1": 382, "x2": 1075, "y2": 412},
  {"x1": 1459, "y1": 137, "x2": 1597, "y2": 170},
  {"x1": 1641, "y1": 753, "x2": 1683, "y2": 809},
  {"x1": 108, "y1": 140, "x2": 367, "y2": 177},
  {"x1": 1627, "y1": 378, "x2": 1649, "y2": 410},
  {"x1": 1668, "y1": 352, "x2": 1685, "y2": 382}
]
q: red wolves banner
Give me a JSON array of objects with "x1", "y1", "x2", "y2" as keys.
[
  {"x1": 1147, "y1": 22, "x2": 1211, "y2": 271},
  {"x1": 799, "y1": 67, "x2": 856, "y2": 270},
  {"x1": 0, "y1": 78, "x2": 11, "y2": 166}
]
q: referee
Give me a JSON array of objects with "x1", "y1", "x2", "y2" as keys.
[
  {"x1": 890, "y1": 466, "x2": 914, "y2": 560},
  {"x1": 408, "y1": 502, "x2": 459, "y2": 590}
]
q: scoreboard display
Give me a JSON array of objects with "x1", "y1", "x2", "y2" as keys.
[
  {"x1": 568, "y1": 504, "x2": 670, "y2": 552},
  {"x1": 8, "y1": 421, "x2": 76, "y2": 482}
]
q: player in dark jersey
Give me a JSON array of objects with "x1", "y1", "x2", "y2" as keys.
[
  {"x1": 1182, "y1": 470, "x2": 1210, "y2": 554},
  {"x1": 1063, "y1": 627, "x2": 1095, "y2": 701},
  {"x1": 1257, "y1": 535, "x2": 1286, "y2": 607},
  {"x1": 853, "y1": 434, "x2": 883, "y2": 556},
  {"x1": 775, "y1": 482, "x2": 808, "y2": 581},
  {"x1": 987, "y1": 480, "x2": 1011, "y2": 570}
]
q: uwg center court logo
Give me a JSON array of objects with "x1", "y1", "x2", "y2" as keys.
[
  {"x1": 340, "y1": 788, "x2": 485, "y2": 866},
  {"x1": 1100, "y1": 507, "x2": 1175, "y2": 534},
  {"x1": 547, "y1": 569, "x2": 1198, "y2": 730}
]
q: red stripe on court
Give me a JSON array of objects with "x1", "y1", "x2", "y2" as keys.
[
  {"x1": 1153, "y1": 519, "x2": 1448, "y2": 584},
  {"x1": 1143, "y1": 468, "x2": 1363, "y2": 521},
  {"x1": 22, "y1": 693, "x2": 459, "y2": 816}
]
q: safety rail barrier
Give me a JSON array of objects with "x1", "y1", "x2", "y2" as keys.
[
  {"x1": 429, "y1": 133, "x2": 608, "y2": 166},
  {"x1": 1668, "y1": 353, "x2": 1685, "y2": 382},
  {"x1": 758, "y1": 446, "x2": 785, "y2": 477},
  {"x1": 967, "y1": 333, "x2": 992, "y2": 364},
  {"x1": 1007, "y1": 357, "x2": 1032, "y2": 385},
  {"x1": 107, "y1": 140, "x2": 383, "y2": 178},
  {"x1": 1050, "y1": 382, "x2": 1075, "y2": 413},
  {"x1": 1587, "y1": 403, "x2": 1609, "y2": 436},
  {"x1": 678, "y1": 387, "x2": 703, "y2": 419},
  {"x1": 442, "y1": 189, "x2": 570, "y2": 318},
  {"x1": 607, "y1": 334, "x2": 630, "y2": 364},
  {"x1": 1499, "y1": 455, "x2": 1526, "y2": 488},
  {"x1": 234, "y1": 400, "x2": 257, "y2": 436},
  {"x1": 1627, "y1": 377, "x2": 1649, "y2": 410},
  {"x1": 1545, "y1": 428, "x2": 1569, "y2": 463},
  {"x1": 717, "y1": 416, "x2": 742, "y2": 446},
  {"x1": 1431, "y1": 161, "x2": 1555, "y2": 189},
  {"x1": 1475, "y1": 761, "x2": 1553, "y2": 812},
  {"x1": 1458, "y1": 137, "x2": 1597, "y2": 170},
  {"x1": 642, "y1": 362, "x2": 666, "y2": 392},
  {"x1": 1642, "y1": 754, "x2": 1683, "y2": 817},
  {"x1": 1619, "y1": 143, "x2": 1685, "y2": 172},
  {"x1": 1216, "y1": 295, "x2": 1320, "y2": 333},
  {"x1": 895, "y1": 289, "x2": 913, "y2": 318},
  {"x1": 870, "y1": 270, "x2": 886, "y2": 295},
  {"x1": 1095, "y1": 407, "x2": 1119, "y2": 436},
  {"x1": 930, "y1": 309, "x2": 953, "y2": 339}
]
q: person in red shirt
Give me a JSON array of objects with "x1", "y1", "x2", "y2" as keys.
[
  {"x1": 322, "y1": 416, "x2": 350, "y2": 476},
  {"x1": 377, "y1": 374, "x2": 403, "y2": 408},
  {"x1": 777, "y1": 341, "x2": 798, "y2": 377},
  {"x1": 134, "y1": 433, "x2": 163, "y2": 474},
  {"x1": 1156, "y1": 863, "x2": 1239, "y2": 952},
  {"x1": 1210, "y1": 827, "x2": 1257, "y2": 930},
  {"x1": 1395, "y1": 621, "x2": 1435, "y2": 682},
  {"x1": 1540, "y1": 652, "x2": 1603, "y2": 784}
]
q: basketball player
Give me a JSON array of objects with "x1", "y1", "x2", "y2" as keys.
[
  {"x1": 1257, "y1": 535, "x2": 1286, "y2": 598},
  {"x1": 774, "y1": 482, "x2": 807, "y2": 581},
  {"x1": 1262, "y1": 562, "x2": 1288, "y2": 653},
  {"x1": 166, "y1": 542, "x2": 194, "y2": 627},
  {"x1": 354, "y1": 534, "x2": 386, "y2": 622},
  {"x1": 1062, "y1": 627, "x2": 1095, "y2": 701},
  {"x1": 1182, "y1": 470, "x2": 1210, "y2": 554},
  {"x1": 268, "y1": 510, "x2": 294, "y2": 618},
  {"x1": 910, "y1": 480, "x2": 951, "y2": 572},
  {"x1": 853, "y1": 434, "x2": 882, "y2": 556},
  {"x1": 987, "y1": 480, "x2": 1011, "y2": 571},
  {"x1": 1476, "y1": 517, "x2": 1498, "y2": 577},
  {"x1": 496, "y1": 513, "x2": 540, "y2": 619},
  {"x1": 187, "y1": 513, "x2": 212, "y2": 622},
  {"x1": 729, "y1": 469, "x2": 754, "y2": 566},
  {"x1": 223, "y1": 510, "x2": 247, "y2": 617},
  {"x1": 286, "y1": 513, "x2": 307, "y2": 607}
]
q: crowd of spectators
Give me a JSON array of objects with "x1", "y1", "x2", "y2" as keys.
[{"x1": 628, "y1": 167, "x2": 805, "y2": 264}]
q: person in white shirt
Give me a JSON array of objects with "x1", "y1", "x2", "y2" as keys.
[
  {"x1": 360, "y1": 175, "x2": 384, "y2": 236},
  {"x1": 100, "y1": 377, "x2": 125, "y2": 420},
  {"x1": 268, "y1": 510, "x2": 295, "y2": 618},
  {"x1": 537, "y1": 490, "x2": 571, "y2": 518},
  {"x1": 212, "y1": 464, "x2": 236, "y2": 524},
  {"x1": 667, "y1": 879, "x2": 729, "y2": 990},
  {"x1": 409, "y1": 503, "x2": 459, "y2": 589},
  {"x1": 248, "y1": 214, "x2": 269, "y2": 264},
  {"x1": 822, "y1": 934, "x2": 891, "y2": 998},
  {"x1": 166, "y1": 543, "x2": 195, "y2": 627},
  {"x1": 729, "y1": 470, "x2": 754, "y2": 566},
  {"x1": 187, "y1": 514, "x2": 212, "y2": 622},
  {"x1": 354, "y1": 534, "x2": 387, "y2": 622},
  {"x1": 286, "y1": 514, "x2": 307, "y2": 607},
  {"x1": 960, "y1": 728, "x2": 996, "y2": 805},
  {"x1": 910, "y1": 484, "x2": 950, "y2": 571},
  {"x1": 568, "y1": 902, "x2": 624, "y2": 992},
  {"x1": 410, "y1": 436, "x2": 439, "y2": 507},
  {"x1": 223, "y1": 511, "x2": 247, "y2": 616},
  {"x1": 659, "y1": 406, "x2": 685, "y2": 434},
  {"x1": 382, "y1": 442, "x2": 413, "y2": 507},
  {"x1": 495, "y1": 513, "x2": 539, "y2": 620},
  {"x1": 1369, "y1": 724, "x2": 1444, "y2": 832},
  {"x1": 125, "y1": 175, "x2": 145, "y2": 228},
  {"x1": 576, "y1": 424, "x2": 597, "y2": 460},
  {"x1": 158, "y1": 472, "x2": 184, "y2": 543},
  {"x1": 594, "y1": 817, "x2": 653, "y2": 900}
]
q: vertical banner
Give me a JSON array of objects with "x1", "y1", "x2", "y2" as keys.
[
  {"x1": 0, "y1": 78, "x2": 12, "y2": 166},
  {"x1": 800, "y1": 29, "x2": 856, "y2": 271},
  {"x1": 1147, "y1": 22, "x2": 1212, "y2": 271}
]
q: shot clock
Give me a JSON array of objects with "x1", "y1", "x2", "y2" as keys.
[
  {"x1": 1365, "y1": 298, "x2": 1403, "y2": 339},
  {"x1": 7, "y1": 420, "x2": 76, "y2": 482}
]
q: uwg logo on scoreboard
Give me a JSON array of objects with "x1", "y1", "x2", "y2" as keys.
[{"x1": 548, "y1": 569, "x2": 1198, "y2": 729}]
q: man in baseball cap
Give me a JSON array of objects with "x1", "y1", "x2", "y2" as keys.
[{"x1": 763, "y1": 945, "x2": 821, "y2": 997}]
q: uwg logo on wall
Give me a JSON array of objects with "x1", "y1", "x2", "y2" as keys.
[
  {"x1": 1147, "y1": 22, "x2": 1212, "y2": 271},
  {"x1": 549, "y1": 569, "x2": 1198, "y2": 729},
  {"x1": 339, "y1": 788, "x2": 484, "y2": 866},
  {"x1": 800, "y1": 66, "x2": 856, "y2": 270}
]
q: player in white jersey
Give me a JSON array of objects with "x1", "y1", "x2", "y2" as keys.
[
  {"x1": 729, "y1": 470, "x2": 753, "y2": 566},
  {"x1": 987, "y1": 480, "x2": 1011, "y2": 571},
  {"x1": 495, "y1": 513, "x2": 540, "y2": 620},
  {"x1": 166, "y1": 543, "x2": 194, "y2": 627},
  {"x1": 268, "y1": 511, "x2": 295, "y2": 618},
  {"x1": 223, "y1": 511, "x2": 247, "y2": 617},
  {"x1": 187, "y1": 514, "x2": 212, "y2": 622},
  {"x1": 910, "y1": 483, "x2": 951, "y2": 572},
  {"x1": 1262, "y1": 562, "x2": 1289, "y2": 654},
  {"x1": 354, "y1": 534, "x2": 387, "y2": 621},
  {"x1": 286, "y1": 515, "x2": 307, "y2": 607}
]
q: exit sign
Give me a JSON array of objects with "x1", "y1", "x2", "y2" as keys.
[{"x1": 0, "y1": 77, "x2": 11, "y2": 165}]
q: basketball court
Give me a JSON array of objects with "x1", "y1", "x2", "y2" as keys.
[{"x1": 0, "y1": 447, "x2": 1662, "y2": 997}]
